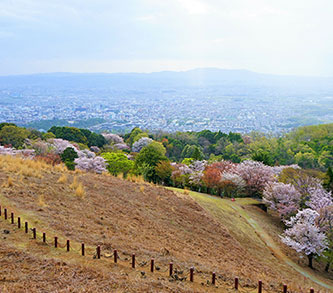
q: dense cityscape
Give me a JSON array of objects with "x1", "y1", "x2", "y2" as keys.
[{"x1": 1, "y1": 71, "x2": 333, "y2": 134}]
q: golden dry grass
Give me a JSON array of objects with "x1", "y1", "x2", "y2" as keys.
[
  {"x1": 75, "y1": 183, "x2": 85, "y2": 197},
  {"x1": 2, "y1": 176, "x2": 14, "y2": 188},
  {"x1": 37, "y1": 194, "x2": 48, "y2": 208},
  {"x1": 69, "y1": 176, "x2": 79, "y2": 189},
  {"x1": 57, "y1": 173, "x2": 67, "y2": 184}
]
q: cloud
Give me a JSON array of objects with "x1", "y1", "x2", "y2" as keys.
[
  {"x1": 0, "y1": 0, "x2": 332, "y2": 76},
  {"x1": 177, "y1": 0, "x2": 211, "y2": 15},
  {"x1": 0, "y1": 31, "x2": 14, "y2": 38},
  {"x1": 136, "y1": 15, "x2": 157, "y2": 23}
]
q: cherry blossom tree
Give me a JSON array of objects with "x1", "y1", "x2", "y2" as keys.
[
  {"x1": 171, "y1": 163, "x2": 193, "y2": 187},
  {"x1": 220, "y1": 172, "x2": 246, "y2": 197},
  {"x1": 189, "y1": 160, "x2": 207, "y2": 172},
  {"x1": 74, "y1": 156, "x2": 106, "y2": 174},
  {"x1": 0, "y1": 145, "x2": 35, "y2": 157},
  {"x1": 281, "y1": 208, "x2": 327, "y2": 268},
  {"x1": 271, "y1": 164, "x2": 300, "y2": 176},
  {"x1": 237, "y1": 160, "x2": 276, "y2": 196},
  {"x1": 90, "y1": 146, "x2": 100, "y2": 153},
  {"x1": 210, "y1": 161, "x2": 237, "y2": 174},
  {"x1": 50, "y1": 138, "x2": 78, "y2": 154},
  {"x1": 263, "y1": 182, "x2": 301, "y2": 220},
  {"x1": 307, "y1": 187, "x2": 333, "y2": 211},
  {"x1": 113, "y1": 143, "x2": 130, "y2": 151},
  {"x1": 132, "y1": 137, "x2": 153, "y2": 152},
  {"x1": 102, "y1": 133, "x2": 124, "y2": 144}
]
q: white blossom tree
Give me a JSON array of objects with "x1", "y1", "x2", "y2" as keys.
[
  {"x1": 236, "y1": 160, "x2": 276, "y2": 196},
  {"x1": 102, "y1": 133, "x2": 124, "y2": 144},
  {"x1": 281, "y1": 208, "x2": 328, "y2": 268},
  {"x1": 74, "y1": 156, "x2": 107, "y2": 174},
  {"x1": 50, "y1": 138, "x2": 78, "y2": 154},
  {"x1": 263, "y1": 182, "x2": 301, "y2": 220},
  {"x1": 132, "y1": 137, "x2": 153, "y2": 153},
  {"x1": 307, "y1": 187, "x2": 333, "y2": 211},
  {"x1": 220, "y1": 172, "x2": 246, "y2": 197}
]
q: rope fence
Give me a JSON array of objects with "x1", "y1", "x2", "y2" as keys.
[{"x1": 0, "y1": 205, "x2": 321, "y2": 293}]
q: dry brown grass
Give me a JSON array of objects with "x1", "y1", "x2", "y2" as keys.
[
  {"x1": 57, "y1": 173, "x2": 68, "y2": 184},
  {"x1": 0, "y1": 155, "x2": 332, "y2": 292},
  {"x1": 38, "y1": 194, "x2": 48, "y2": 208},
  {"x1": 127, "y1": 174, "x2": 145, "y2": 183},
  {"x1": 183, "y1": 188, "x2": 190, "y2": 195},
  {"x1": 75, "y1": 183, "x2": 85, "y2": 197},
  {"x1": 0, "y1": 155, "x2": 46, "y2": 178},
  {"x1": 2, "y1": 176, "x2": 14, "y2": 188},
  {"x1": 69, "y1": 176, "x2": 79, "y2": 189}
]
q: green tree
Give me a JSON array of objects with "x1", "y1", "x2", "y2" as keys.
[
  {"x1": 102, "y1": 152, "x2": 134, "y2": 177},
  {"x1": 0, "y1": 125, "x2": 30, "y2": 148},
  {"x1": 181, "y1": 158, "x2": 194, "y2": 165},
  {"x1": 295, "y1": 152, "x2": 317, "y2": 169},
  {"x1": 42, "y1": 132, "x2": 56, "y2": 140},
  {"x1": 48, "y1": 126, "x2": 88, "y2": 144},
  {"x1": 60, "y1": 147, "x2": 78, "y2": 170},
  {"x1": 251, "y1": 149, "x2": 273, "y2": 166},
  {"x1": 318, "y1": 150, "x2": 333, "y2": 168},
  {"x1": 135, "y1": 142, "x2": 167, "y2": 182},
  {"x1": 0, "y1": 122, "x2": 16, "y2": 131},
  {"x1": 155, "y1": 161, "x2": 173, "y2": 185},
  {"x1": 181, "y1": 145, "x2": 203, "y2": 160},
  {"x1": 126, "y1": 127, "x2": 144, "y2": 145},
  {"x1": 324, "y1": 167, "x2": 333, "y2": 192}
]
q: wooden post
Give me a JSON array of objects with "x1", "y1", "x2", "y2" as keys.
[
  {"x1": 97, "y1": 245, "x2": 101, "y2": 259},
  {"x1": 43, "y1": 232, "x2": 46, "y2": 243},
  {"x1": 258, "y1": 280, "x2": 262, "y2": 293},
  {"x1": 18, "y1": 217, "x2": 21, "y2": 229},
  {"x1": 114, "y1": 249, "x2": 117, "y2": 263},
  {"x1": 32, "y1": 228, "x2": 36, "y2": 239},
  {"x1": 169, "y1": 262, "x2": 173, "y2": 276},
  {"x1": 283, "y1": 284, "x2": 287, "y2": 293},
  {"x1": 235, "y1": 277, "x2": 239, "y2": 290},
  {"x1": 212, "y1": 272, "x2": 216, "y2": 285},
  {"x1": 54, "y1": 236, "x2": 58, "y2": 248},
  {"x1": 131, "y1": 254, "x2": 135, "y2": 268},
  {"x1": 0, "y1": 205, "x2": 1, "y2": 216},
  {"x1": 190, "y1": 267, "x2": 194, "y2": 282},
  {"x1": 81, "y1": 243, "x2": 85, "y2": 256},
  {"x1": 66, "y1": 240, "x2": 70, "y2": 252},
  {"x1": 11, "y1": 212, "x2": 14, "y2": 224},
  {"x1": 25, "y1": 222, "x2": 28, "y2": 233},
  {"x1": 150, "y1": 259, "x2": 154, "y2": 272},
  {"x1": 4, "y1": 208, "x2": 7, "y2": 220}
]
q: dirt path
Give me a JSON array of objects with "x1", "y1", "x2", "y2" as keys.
[
  {"x1": 227, "y1": 203, "x2": 333, "y2": 290},
  {"x1": 187, "y1": 190, "x2": 333, "y2": 291}
]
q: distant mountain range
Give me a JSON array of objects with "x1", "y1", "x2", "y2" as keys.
[{"x1": 1, "y1": 68, "x2": 333, "y2": 94}]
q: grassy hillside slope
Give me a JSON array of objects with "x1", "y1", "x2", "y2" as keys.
[
  {"x1": 169, "y1": 188, "x2": 333, "y2": 292},
  {"x1": 0, "y1": 155, "x2": 332, "y2": 292}
]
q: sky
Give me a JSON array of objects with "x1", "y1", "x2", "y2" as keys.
[{"x1": 0, "y1": 0, "x2": 332, "y2": 76}]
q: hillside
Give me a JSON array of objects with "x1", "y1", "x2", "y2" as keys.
[{"x1": 0, "y1": 155, "x2": 332, "y2": 292}]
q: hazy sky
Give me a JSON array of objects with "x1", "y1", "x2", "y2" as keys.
[{"x1": 0, "y1": 0, "x2": 332, "y2": 76}]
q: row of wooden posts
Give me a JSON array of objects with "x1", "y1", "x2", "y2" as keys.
[{"x1": 0, "y1": 206, "x2": 317, "y2": 293}]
